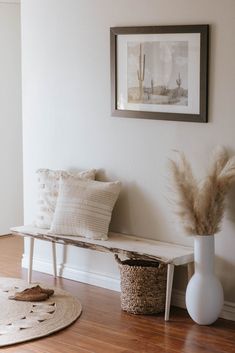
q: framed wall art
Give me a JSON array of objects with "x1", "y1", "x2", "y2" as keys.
[{"x1": 110, "y1": 25, "x2": 209, "y2": 122}]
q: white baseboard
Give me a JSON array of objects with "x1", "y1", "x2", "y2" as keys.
[
  {"x1": 171, "y1": 289, "x2": 187, "y2": 309},
  {"x1": 22, "y1": 254, "x2": 121, "y2": 292},
  {"x1": 172, "y1": 289, "x2": 235, "y2": 322},
  {"x1": 22, "y1": 255, "x2": 235, "y2": 322}
]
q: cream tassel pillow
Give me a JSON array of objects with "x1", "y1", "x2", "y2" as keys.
[
  {"x1": 35, "y1": 169, "x2": 96, "y2": 229},
  {"x1": 50, "y1": 175, "x2": 121, "y2": 240}
]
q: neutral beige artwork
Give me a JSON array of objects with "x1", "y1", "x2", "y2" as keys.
[{"x1": 127, "y1": 41, "x2": 188, "y2": 106}]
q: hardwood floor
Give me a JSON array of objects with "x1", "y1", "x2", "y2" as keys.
[{"x1": 0, "y1": 235, "x2": 234, "y2": 353}]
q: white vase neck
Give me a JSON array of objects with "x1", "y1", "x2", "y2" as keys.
[{"x1": 194, "y1": 235, "x2": 215, "y2": 274}]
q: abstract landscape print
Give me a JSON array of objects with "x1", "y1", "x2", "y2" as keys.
[
  {"x1": 111, "y1": 25, "x2": 209, "y2": 122},
  {"x1": 127, "y1": 41, "x2": 188, "y2": 107}
]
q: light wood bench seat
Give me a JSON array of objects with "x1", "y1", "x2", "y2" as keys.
[{"x1": 11, "y1": 225, "x2": 194, "y2": 321}]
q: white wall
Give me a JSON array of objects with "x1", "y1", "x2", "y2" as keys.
[
  {"x1": 21, "y1": 0, "x2": 235, "y2": 306},
  {"x1": 0, "y1": 1, "x2": 23, "y2": 235}
]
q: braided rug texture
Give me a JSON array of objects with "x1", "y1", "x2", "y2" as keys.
[{"x1": 0, "y1": 277, "x2": 82, "y2": 346}]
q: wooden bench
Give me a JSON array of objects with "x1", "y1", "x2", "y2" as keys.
[{"x1": 11, "y1": 225, "x2": 194, "y2": 321}]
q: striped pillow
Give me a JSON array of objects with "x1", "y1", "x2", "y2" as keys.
[
  {"x1": 35, "y1": 169, "x2": 96, "y2": 229},
  {"x1": 50, "y1": 175, "x2": 121, "y2": 240}
]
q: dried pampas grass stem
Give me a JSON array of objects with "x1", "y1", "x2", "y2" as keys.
[{"x1": 169, "y1": 147, "x2": 235, "y2": 236}]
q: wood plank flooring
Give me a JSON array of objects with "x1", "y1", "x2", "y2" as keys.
[{"x1": 0, "y1": 235, "x2": 234, "y2": 353}]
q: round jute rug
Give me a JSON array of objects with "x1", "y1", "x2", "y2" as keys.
[{"x1": 0, "y1": 277, "x2": 82, "y2": 347}]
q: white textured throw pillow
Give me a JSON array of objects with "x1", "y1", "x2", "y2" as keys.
[
  {"x1": 50, "y1": 176, "x2": 121, "y2": 240},
  {"x1": 35, "y1": 169, "x2": 96, "y2": 229}
]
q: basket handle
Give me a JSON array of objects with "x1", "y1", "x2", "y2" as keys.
[{"x1": 114, "y1": 254, "x2": 122, "y2": 265}]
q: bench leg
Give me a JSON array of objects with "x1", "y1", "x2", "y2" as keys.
[
  {"x1": 164, "y1": 263, "x2": 175, "y2": 321},
  {"x1": 52, "y1": 242, "x2": 57, "y2": 278},
  {"x1": 28, "y1": 237, "x2": 34, "y2": 284}
]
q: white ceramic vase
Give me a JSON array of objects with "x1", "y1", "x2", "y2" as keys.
[{"x1": 185, "y1": 235, "x2": 224, "y2": 325}]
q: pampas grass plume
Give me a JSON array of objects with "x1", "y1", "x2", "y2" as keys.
[{"x1": 169, "y1": 146, "x2": 235, "y2": 236}]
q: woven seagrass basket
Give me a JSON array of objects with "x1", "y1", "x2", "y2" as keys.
[{"x1": 115, "y1": 255, "x2": 167, "y2": 315}]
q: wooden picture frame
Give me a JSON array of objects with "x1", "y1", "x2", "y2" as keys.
[{"x1": 110, "y1": 25, "x2": 209, "y2": 123}]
